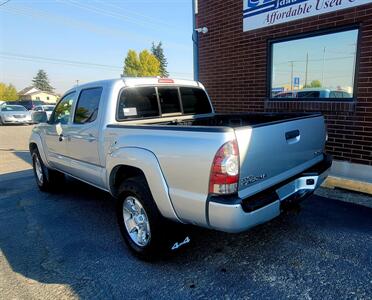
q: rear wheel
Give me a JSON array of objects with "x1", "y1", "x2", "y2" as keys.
[
  {"x1": 32, "y1": 148, "x2": 64, "y2": 192},
  {"x1": 122, "y1": 195, "x2": 152, "y2": 248},
  {"x1": 116, "y1": 177, "x2": 183, "y2": 260}
]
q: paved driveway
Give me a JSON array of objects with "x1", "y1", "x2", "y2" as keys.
[{"x1": 0, "y1": 125, "x2": 371, "y2": 299}]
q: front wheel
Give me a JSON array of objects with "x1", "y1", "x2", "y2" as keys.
[{"x1": 32, "y1": 149, "x2": 64, "y2": 192}]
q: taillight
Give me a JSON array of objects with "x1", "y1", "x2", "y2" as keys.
[{"x1": 209, "y1": 140, "x2": 239, "y2": 195}]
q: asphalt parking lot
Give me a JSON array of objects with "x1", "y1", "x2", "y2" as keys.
[{"x1": 0, "y1": 125, "x2": 371, "y2": 299}]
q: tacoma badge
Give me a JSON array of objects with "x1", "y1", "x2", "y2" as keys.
[{"x1": 241, "y1": 174, "x2": 267, "y2": 186}]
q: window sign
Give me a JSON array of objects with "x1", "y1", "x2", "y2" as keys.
[
  {"x1": 243, "y1": 0, "x2": 372, "y2": 32},
  {"x1": 294, "y1": 77, "x2": 300, "y2": 88}
]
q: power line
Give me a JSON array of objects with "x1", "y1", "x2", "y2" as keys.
[
  {"x1": 0, "y1": 52, "x2": 122, "y2": 70},
  {"x1": 1, "y1": 5, "x2": 189, "y2": 50},
  {"x1": 0, "y1": 0, "x2": 11, "y2": 7},
  {"x1": 274, "y1": 55, "x2": 354, "y2": 65},
  {"x1": 0, "y1": 52, "x2": 193, "y2": 76},
  {"x1": 1, "y1": 6, "x2": 152, "y2": 43},
  {"x1": 59, "y1": 0, "x2": 176, "y2": 32},
  {"x1": 62, "y1": 0, "x2": 152, "y2": 26},
  {"x1": 93, "y1": 0, "x2": 175, "y2": 28}
]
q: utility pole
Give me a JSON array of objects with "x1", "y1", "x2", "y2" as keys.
[
  {"x1": 290, "y1": 61, "x2": 294, "y2": 91},
  {"x1": 351, "y1": 43, "x2": 357, "y2": 90},
  {"x1": 76, "y1": 80, "x2": 79, "y2": 87},
  {"x1": 304, "y1": 52, "x2": 309, "y2": 87},
  {"x1": 321, "y1": 47, "x2": 326, "y2": 87}
]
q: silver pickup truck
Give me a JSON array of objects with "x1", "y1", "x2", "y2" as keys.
[{"x1": 30, "y1": 77, "x2": 331, "y2": 259}]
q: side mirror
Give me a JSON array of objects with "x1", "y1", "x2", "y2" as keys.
[{"x1": 32, "y1": 111, "x2": 48, "y2": 124}]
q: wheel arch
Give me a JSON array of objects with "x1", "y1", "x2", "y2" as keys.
[
  {"x1": 109, "y1": 164, "x2": 147, "y2": 197},
  {"x1": 29, "y1": 132, "x2": 50, "y2": 168},
  {"x1": 106, "y1": 147, "x2": 181, "y2": 223}
]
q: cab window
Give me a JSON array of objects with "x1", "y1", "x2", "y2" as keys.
[
  {"x1": 117, "y1": 87, "x2": 159, "y2": 120},
  {"x1": 74, "y1": 87, "x2": 102, "y2": 124},
  {"x1": 180, "y1": 87, "x2": 212, "y2": 114},
  {"x1": 49, "y1": 92, "x2": 75, "y2": 124},
  {"x1": 157, "y1": 87, "x2": 181, "y2": 114}
]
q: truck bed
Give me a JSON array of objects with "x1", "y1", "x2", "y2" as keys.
[
  {"x1": 110, "y1": 112, "x2": 326, "y2": 198},
  {"x1": 156, "y1": 113, "x2": 321, "y2": 128},
  {"x1": 153, "y1": 112, "x2": 326, "y2": 198}
]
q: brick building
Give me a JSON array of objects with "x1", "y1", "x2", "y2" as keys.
[{"x1": 196, "y1": 0, "x2": 372, "y2": 182}]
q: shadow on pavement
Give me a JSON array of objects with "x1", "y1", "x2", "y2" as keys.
[
  {"x1": 0, "y1": 170, "x2": 371, "y2": 298},
  {"x1": 0, "y1": 149, "x2": 32, "y2": 165}
]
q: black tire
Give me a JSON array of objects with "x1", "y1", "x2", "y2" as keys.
[
  {"x1": 31, "y1": 148, "x2": 64, "y2": 192},
  {"x1": 117, "y1": 177, "x2": 178, "y2": 261},
  {"x1": 0, "y1": 117, "x2": 3, "y2": 125}
]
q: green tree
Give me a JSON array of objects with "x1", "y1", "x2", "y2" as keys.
[
  {"x1": 32, "y1": 69, "x2": 54, "y2": 92},
  {"x1": 123, "y1": 49, "x2": 160, "y2": 77},
  {"x1": 0, "y1": 83, "x2": 6, "y2": 100},
  {"x1": 123, "y1": 50, "x2": 141, "y2": 77},
  {"x1": 304, "y1": 80, "x2": 322, "y2": 88},
  {"x1": 138, "y1": 50, "x2": 160, "y2": 76},
  {"x1": 0, "y1": 82, "x2": 19, "y2": 101},
  {"x1": 151, "y1": 42, "x2": 169, "y2": 77}
]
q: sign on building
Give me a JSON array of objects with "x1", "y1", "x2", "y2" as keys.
[
  {"x1": 243, "y1": 0, "x2": 372, "y2": 32},
  {"x1": 293, "y1": 77, "x2": 300, "y2": 88}
]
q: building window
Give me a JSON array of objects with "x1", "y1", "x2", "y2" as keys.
[{"x1": 269, "y1": 28, "x2": 359, "y2": 101}]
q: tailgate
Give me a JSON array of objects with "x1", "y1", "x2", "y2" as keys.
[{"x1": 235, "y1": 115, "x2": 326, "y2": 198}]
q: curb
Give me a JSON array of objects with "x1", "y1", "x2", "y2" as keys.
[{"x1": 322, "y1": 176, "x2": 372, "y2": 196}]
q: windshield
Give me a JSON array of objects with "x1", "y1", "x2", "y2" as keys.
[
  {"x1": 1, "y1": 105, "x2": 27, "y2": 112},
  {"x1": 44, "y1": 106, "x2": 55, "y2": 111},
  {"x1": 297, "y1": 91, "x2": 321, "y2": 98}
]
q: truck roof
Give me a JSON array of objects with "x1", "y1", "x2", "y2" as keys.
[
  {"x1": 65, "y1": 77, "x2": 203, "y2": 95},
  {"x1": 122, "y1": 77, "x2": 202, "y2": 88}
]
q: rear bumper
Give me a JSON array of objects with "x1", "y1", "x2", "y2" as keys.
[{"x1": 207, "y1": 154, "x2": 332, "y2": 233}]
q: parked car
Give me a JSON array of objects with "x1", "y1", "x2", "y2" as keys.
[
  {"x1": 272, "y1": 91, "x2": 296, "y2": 98},
  {"x1": 32, "y1": 105, "x2": 55, "y2": 121},
  {"x1": 273, "y1": 88, "x2": 352, "y2": 99},
  {"x1": 0, "y1": 105, "x2": 32, "y2": 125},
  {"x1": 297, "y1": 88, "x2": 352, "y2": 98},
  {"x1": 29, "y1": 77, "x2": 331, "y2": 260},
  {"x1": 10, "y1": 100, "x2": 45, "y2": 110}
]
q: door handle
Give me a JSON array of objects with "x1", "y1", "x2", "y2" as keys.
[
  {"x1": 86, "y1": 134, "x2": 96, "y2": 142},
  {"x1": 285, "y1": 130, "x2": 300, "y2": 144},
  {"x1": 59, "y1": 134, "x2": 64, "y2": 142},
  {"x1": 285, "y1": 130, "x2": 300, "y2": 140}
]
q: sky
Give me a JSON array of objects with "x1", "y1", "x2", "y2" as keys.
[
  {"x1": 272, "y1": 29, "x2": 358, "y2": 94},
  {"x1": 0, "y1": 0, "x2": 193, "y2": 94}
]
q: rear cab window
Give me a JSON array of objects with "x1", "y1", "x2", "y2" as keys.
[
  {"x1": 180, "y1": 87, "x2": 212, "y2": 114},
  {"x1": 118, "y1": 87, "x2": 159, "y2": 120},
  {"x1": 117, "y1": 85, "x2": 212, "y2": 121},
  {"x1": 157, "y1": 87, "x2": 181, "y2": 115}
]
